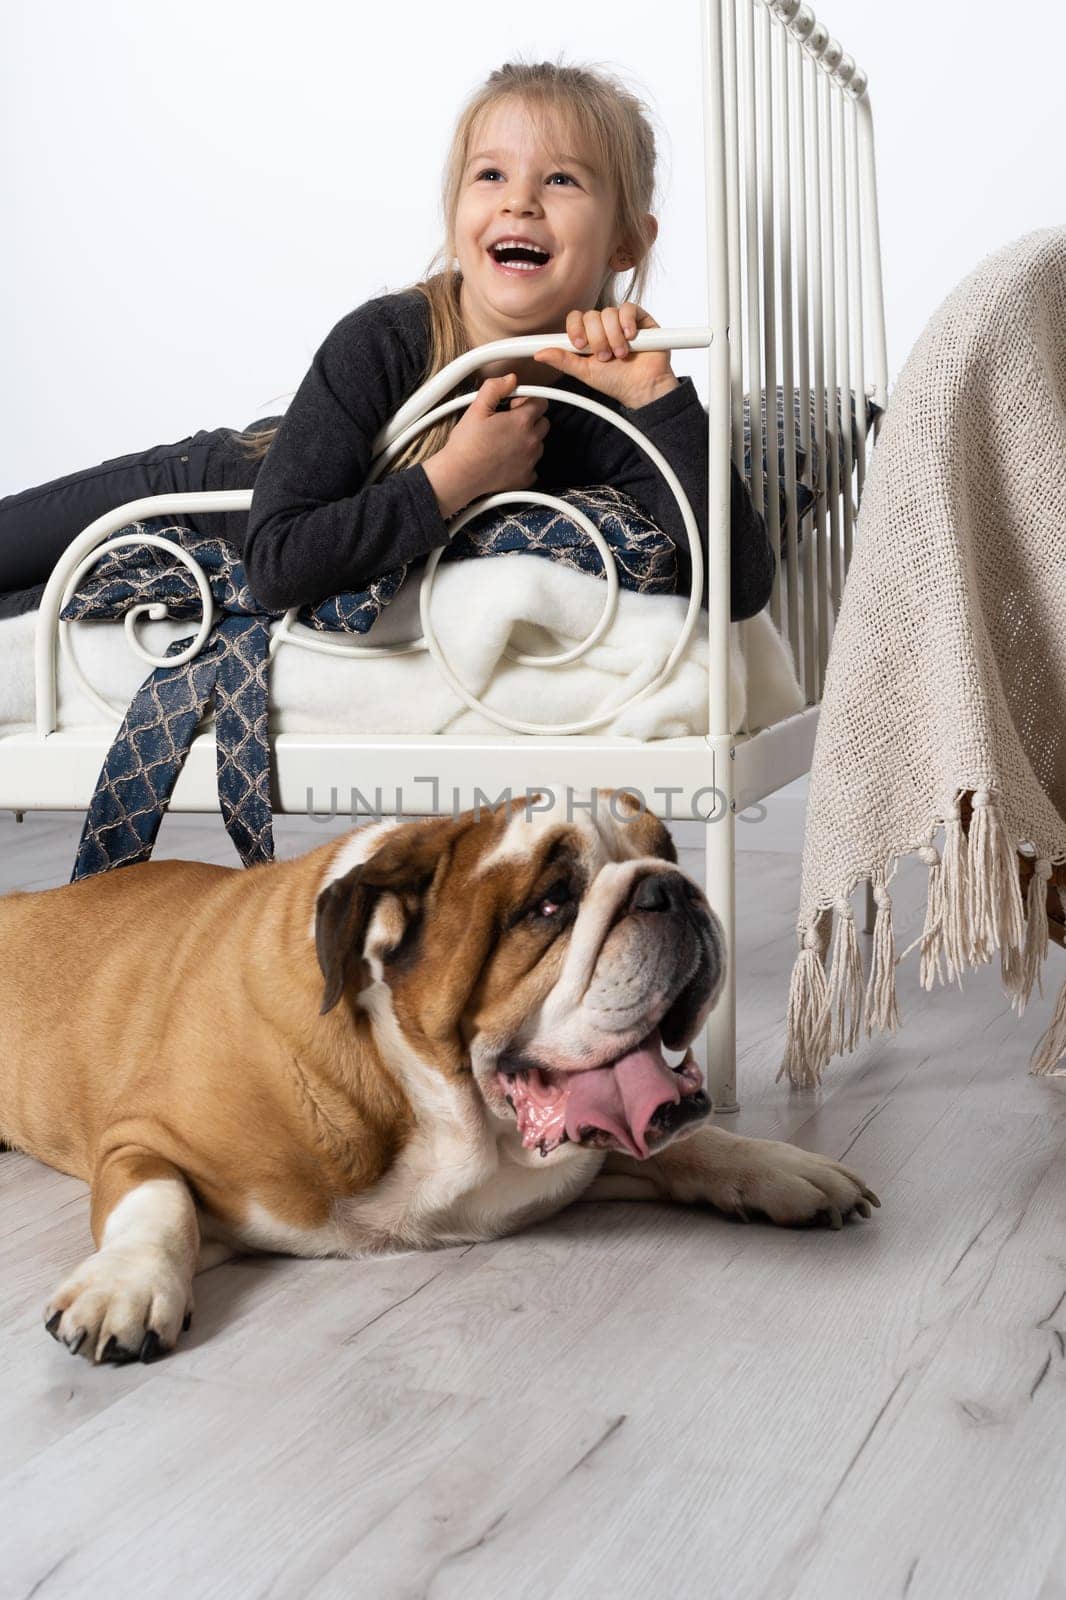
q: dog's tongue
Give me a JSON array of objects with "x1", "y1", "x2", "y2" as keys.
[{"x1": 563, "y1": 1031, "x2": 681, "y2": 1160}]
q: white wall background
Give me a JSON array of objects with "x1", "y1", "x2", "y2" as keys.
[{"x1": 3, "y1": 0, "x2": 1064, "y2": 497}]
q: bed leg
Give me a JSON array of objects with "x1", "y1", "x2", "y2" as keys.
[
  {"x1": 703, "y1": 753, "x2": 738, "y2": 1115},
  {"x1": 861, "y1": 879, "x2": 876, "y2": 936}
]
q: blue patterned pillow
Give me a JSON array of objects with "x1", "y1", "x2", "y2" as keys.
[
  {"x1": 298, "y1": 566, "x2": 407, "y2": 635},
  {"x1": 743, "y1": 389, "x2": 882, "y2": 541},
  {"x1": 298, "y1": 485, "x2": 677, "y2": 636},
  {"x1": 445, "y1": 484, "x2": 677, "y2": 589},
  {"x1": 58, "y1": 490, "x2": 677, "y2": 644}
]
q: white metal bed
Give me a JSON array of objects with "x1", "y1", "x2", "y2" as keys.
[{"x1": 0, "y1": 0, "x2": 887, "y2": 1113}]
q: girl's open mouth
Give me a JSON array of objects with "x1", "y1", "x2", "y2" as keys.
[{"x1": 488, "y1": 241, "x2": 552, "y2": 277}]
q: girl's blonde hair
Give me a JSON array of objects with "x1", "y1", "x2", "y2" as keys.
[{"x1": 233, "y1": 59, "x2": 660, "y2": 472}]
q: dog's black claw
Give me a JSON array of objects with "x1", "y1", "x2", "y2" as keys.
[
  {"x1": 182, "y1": 1311, "x2": 192, "y2": 1332},
  {"x1": 67, "y1": 1328, "x2": 87, "y2": 1356},
  {"x1": 45, "y1": 1310, "x2": 62, "y2": 1340},
  {"x1": 138, "y1": 1330, "x2": 162, "y2": 1363},
  {"x1": 100, "y1": 1335, "x2": 136, "y2": 1366}
]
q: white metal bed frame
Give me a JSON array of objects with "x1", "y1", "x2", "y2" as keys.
[{"x1": 0, "y1": 0, "x2": 887, "y2": 1114}]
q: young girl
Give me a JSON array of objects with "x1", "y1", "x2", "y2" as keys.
[{"x1": 0, "y1": 61, "x2": 773, "y2": 624}]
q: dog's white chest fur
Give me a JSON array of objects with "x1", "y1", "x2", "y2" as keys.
[
  {"x1": 336, "y1": 986, "x2": 603, "y2": 1254},
  {"x1": 335, "y1": 1105, "x2": 600, "y2": 1257},
  {"x1": 231, "y1": 985, "x2": 603, "y2": 1261}
]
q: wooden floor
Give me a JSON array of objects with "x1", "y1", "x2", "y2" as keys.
[{"x1": 3, "y1": 806, "x2": 1066, "y2": 1600}]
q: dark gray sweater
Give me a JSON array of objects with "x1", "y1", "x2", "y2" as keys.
[{"x1": 243, "y1": 290, "x2": 774, "y2": 619}]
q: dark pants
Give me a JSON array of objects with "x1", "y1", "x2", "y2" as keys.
[{"x1": 0, "y1": 425, "x2": 265, "y2": 620}]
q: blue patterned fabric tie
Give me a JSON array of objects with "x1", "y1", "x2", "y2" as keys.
[{"x1": 67, "y1": 525, "x2": 280, "y2": 880}]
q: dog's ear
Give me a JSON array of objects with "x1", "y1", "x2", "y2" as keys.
[
  {"x1": 314, "y1": 873, "x2": 379, "y2": 1015},
  {"x1": 314, "y1": 817, "x2": 470, "y2": 1015}
]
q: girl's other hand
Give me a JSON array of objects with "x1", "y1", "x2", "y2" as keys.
[
  {"x1": 423, "y1": 372, "x2": 550, "y2": 520},
  {"x1": 533, "y1": 304, "x2": 680, "y2": 411}
]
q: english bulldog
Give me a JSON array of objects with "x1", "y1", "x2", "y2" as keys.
[{"x1": 0, "y1": 790, "x2": 877, "y2": 1367}]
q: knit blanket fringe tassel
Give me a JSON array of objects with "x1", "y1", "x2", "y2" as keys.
[{"x1": 778, "y1": 787, "x2": 1066, "y2": 1089}]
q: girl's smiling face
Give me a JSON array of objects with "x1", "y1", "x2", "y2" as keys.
[{"x1": 454, "y1": 97, "x2": 633, "y2": 343}]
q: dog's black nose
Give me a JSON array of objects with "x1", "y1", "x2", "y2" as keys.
[{"x1": 629, "y1": 873, "x2": 688, "y2": 915}]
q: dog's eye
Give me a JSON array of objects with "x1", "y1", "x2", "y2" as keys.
[{"x1": 535, "y1": 878, "x2": 574, "y2": 918}]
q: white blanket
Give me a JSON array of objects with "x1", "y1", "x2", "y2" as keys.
[{"x1": 0, "y1": 552, "x2": 803, "y2": 739}]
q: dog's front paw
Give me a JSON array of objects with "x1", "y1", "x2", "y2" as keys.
[
  {"x1": 44, "y1": 1246, "x2": 193, "y2": 1365},
  {"x1": 710, "y1": 1140, "x2": 880, "y2": 1229}
]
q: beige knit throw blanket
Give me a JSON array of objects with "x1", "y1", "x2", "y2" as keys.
[{"x1": 780, "y1": 228, "x2": 1066, "y2": 1090}]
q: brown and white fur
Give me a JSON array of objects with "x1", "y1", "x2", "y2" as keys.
[{"x1": 0, "y1": 790, "x2": 878, "y2": 1367}]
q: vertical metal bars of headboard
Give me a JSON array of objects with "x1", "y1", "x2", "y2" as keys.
[
  {"x1": 789, "y1": 11, "x2": 816, "y2": 702},
  {"x1": 755, "y1": 4, "x2": 783, "y2": 637},
  {"x1": 773, "y1": 12, "x2": 800, "y2": 663},
  {"x1": 723, "y1": 0, "x2": 888, "y2": 705}
]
